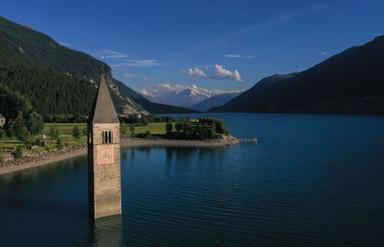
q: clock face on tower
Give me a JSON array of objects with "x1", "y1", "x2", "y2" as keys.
[{"x1": 97, "y1": 145, "x2": 114, "y2": 165}]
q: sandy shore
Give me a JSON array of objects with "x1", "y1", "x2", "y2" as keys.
[{"x1": 0, "y1": 136, "x2": 239, "y2": 176}]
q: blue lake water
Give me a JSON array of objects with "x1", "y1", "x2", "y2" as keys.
[{"x1": 0, "y1": 113, "x2": 384, "y2": 246}]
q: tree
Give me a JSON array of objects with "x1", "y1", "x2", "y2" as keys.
[
  {"x1": 141, "y1": 118, "x2": 149, "y2": 126},
  {"x1": 0, "y1": 149, "x2": 4, "y2": 162},
  {"x1": 165, "y1": 122, "x2": 173, "y2": 137},
  {"x1": 7, "y1": 111, "x2": 28, "y2": 140},
  {"x1": 49, "y1": 125, "x2": 59, "y2": 140},
  {"x1": 120, "y1": 123, "x2": 128, "y2": 137},
  {"x1": 175, "y1": 121, "x2": 182, "y2": 134},
  {"x1": 0, "y1": 84, "x2": 33, "y2": 121},
  {"x1": 72, "y1": 126, "x2": 81, "y2": 139},
  {"x1": 26, "y1": 111, "x2": 44, "y2": 135},
  {"x1": 56, "y1": 137, "x2": 64, "y2": 150},
  {"x1": 144, "y1": 131, "x2": 151, "y2": 138},
  {"x1": 13, "y1": 146, "x2": 23, "y2": 159},
  {"x1": 182, "y1": 121, "x2": 192, "y2": 139},
  {"x1": 129, "y1": 125, "x2": 135, "y2": 138},
  {"x1": 22, "y1": 130, "x2": 33, "y2": 149},
  {"x1": 214, "y1": 119, "x2": 225, "y2": 134}
]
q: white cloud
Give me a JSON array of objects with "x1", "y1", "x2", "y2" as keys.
[
  {"x1": 224, "y1": 54, "x2": 254, "y2": 59},
  {"x1": 321, "y1": 51, "x2": 329, "y2": 56},
  {"x1": 97, "y1": 49, "x2": 129, "y2": 59},
  {"x1": 224, "y1": 54, "x2": 240, "y2": 58},
  {"x1": 110, "y1": 59, "x2": 160, "y2": 68},
  {"x1": 122, "y1": 72, "x2": 138, "y2": 79},
  {"x1": 227, "y1": 4, "x2": 330, "y2": 41},
  {"x1": 214, "y1": 64, "x2": 243, "y2": 81},
  {"x1": 177, "y1": 4, "x2": 331, "y2": 57},
  {"x1": 187, "y1": 67, "x2": 207, "y2": 78},
  {"x1": 223, "y1": 13, "x2": 294, "y2": 42},
  {"x1": 95, "y1": 49, "x2": 160, "y2": 67},
  {"x1": 302, "y1": 4, "x2": 330, "y2": 14},
  {"x1": 113, "y1": 59, "x2": 159, "y2": 67},
  {"x1": 184, "y1": 64, "x2": 243, "y2": 82}
]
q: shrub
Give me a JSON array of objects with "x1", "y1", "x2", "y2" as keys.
[
  {"x1": 13, "y1": 146, "x2": 23, "y2": 159},
  {"x1": 137, "y1": 131, "x2": 151, "y2": 138},
  {"x1": 72, "y1": 126, "x2": 81, "y2": 139},
  {"x1": 56, "y1": 137, "x2": 64, "y2": 150},
  {"x1": 34, "y1": 137, "x2": 42, "y2": 146},
  {"x1": 49, "y1": 125, "x2": 59, "y2": 140},
  {"x1": 129, "y1": 126, "x2": 135, "y2": 137},
  {"x1": 144, "y1": 131, "x2": 151, "y2": 138},
  {"x1": 120, "y1": 123, "x2": 128, "y2": 137},
  {"x1": 165, "y1": 122, "x2": 173, "y2": 136},
  {"x1": 175, "y1": 121, "x2": 182, "y2": 134},
  {"x1": 214, "y1": 120, "x2": 225, "y2": 134}
]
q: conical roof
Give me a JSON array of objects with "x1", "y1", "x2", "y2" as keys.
[{"x1": 88, "y1": 74, "x2": 119, "y2": 124}]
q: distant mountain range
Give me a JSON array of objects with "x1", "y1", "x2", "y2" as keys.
[
  {"x1": 142, "y1": 84, "x2": 216, "y2": 108},
  {"x1": 0, "y1": 16, "x2": 193, "y2": 117},
  {"x1": 191, "y1": 92, "x2": 241, "y2": 112},
  {"x1": 142, "y1": 84, "x2": 241, "y2": 111},
  {"x1": 210, "y1": 36, "x2": 384, "y2": 114}
]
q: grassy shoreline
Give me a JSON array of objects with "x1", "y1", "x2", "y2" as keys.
[
  {"x1": 0, "y1": 122, "x2": 166, "y2": 160},
  {"x1": 0, "y1": 136, "x2": 239, "y2": 176}
]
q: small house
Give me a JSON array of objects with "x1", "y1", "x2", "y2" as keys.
[{"x1": 0, "y1": 113, "x2": 5, "y2": 127}]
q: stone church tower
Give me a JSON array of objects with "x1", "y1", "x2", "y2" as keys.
[{"x1": 88, "y1": 74, "x2": 121, "y2": 220}]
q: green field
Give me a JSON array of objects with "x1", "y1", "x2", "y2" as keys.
[
  {"x1": 43, "y1": 123, "x2": 87, "y2": 136},
  {"x1": 41, "y1": 122, "x2": 167, "y2": 137},
  {"x1": 0, "y1": 122, "x2": 168, "y2": 159},
  {"x1": 1, "y1": 119, "x2": 231, "y2": 158},
  {"x1": 1, "y1": 122, "x2": 166, "y2": 148},
  {"x1": 132, "y1": 122, "x2": 166, "y2": 136}
]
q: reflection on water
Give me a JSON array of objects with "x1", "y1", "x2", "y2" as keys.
[
  {"x1": 164, "y1": 147, "x2": 226, "y2": 166},
  {"x1": 0, "y1": 114, "x2": 384, "y2": 246},
  {"x1": 93, "y1": 216, "x2": 123, "y2": 247}
]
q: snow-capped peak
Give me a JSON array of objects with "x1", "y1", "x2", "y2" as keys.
[{"x1": 140, "y1": 83, "x2": 217, "y2": 107}]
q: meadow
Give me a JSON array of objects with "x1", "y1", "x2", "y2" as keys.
[{"x1": 0, "y1": 122, "x2": 167, "y2": 158}]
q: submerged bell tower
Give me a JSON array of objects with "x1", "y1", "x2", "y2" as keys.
[{"x1": 88, "y1": 74, "x2": 121, "y2": 220}]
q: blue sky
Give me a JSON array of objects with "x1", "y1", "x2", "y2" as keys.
[{"x1": 2, "y1": 0, "x2": 383, "y2": 93}]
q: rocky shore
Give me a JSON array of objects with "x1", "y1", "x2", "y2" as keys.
[{"x1": 0, "y1": 136, "x2": 239, "y2": 175}]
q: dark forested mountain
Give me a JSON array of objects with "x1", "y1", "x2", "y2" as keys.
[
  {"x1": 0, "y1": 16, "x2": 193, "y2": 117},
  {"x1": 191, "y1": 92, "x2": 241, "y2": 112},
  {"x1": 211, "y1": 36, "x2": 384, "y2": 114}
]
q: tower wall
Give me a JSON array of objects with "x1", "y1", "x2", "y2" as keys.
[{"x1": 88, "y1": 123, "x2": 121, "y2": 219}]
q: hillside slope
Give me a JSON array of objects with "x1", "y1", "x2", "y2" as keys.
[
  {"x1": 0, "y1": 16, "x2": 193, "y2": 117},
  {"x1": 192, "y1": 92, "x2": 241, "y2": 112},
  {"x1": 211, "y1": 36, "x2": 384, "y2": 114}
]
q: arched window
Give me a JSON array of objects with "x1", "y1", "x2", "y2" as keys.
[{"x1": 102, "y1": 130, "x2": 113, "y2": 144}]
